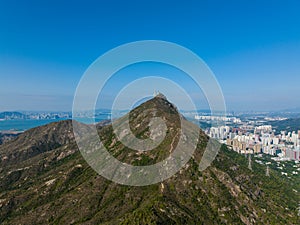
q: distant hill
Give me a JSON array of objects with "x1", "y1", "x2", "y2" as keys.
[
  {"x1": 186, "y1": 117, "x2": 211, "y2": 130},
  {"x1": 269, "y1": 118, "x2": 300, "y2": 134},
  {"x1": 0, "y1": 97, "x2": 298, "y2": 224},
  {"x1": 281, "y1": 107, "x2": 300, "y2": 113}
]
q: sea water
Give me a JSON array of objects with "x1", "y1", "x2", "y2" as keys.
[{"x1": 0, "y1": 116, "x2": 109, "y2": 132}]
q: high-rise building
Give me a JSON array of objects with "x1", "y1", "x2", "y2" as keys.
[
  {"x1": 233, "y1": 139, "x2": 239, "y2": 147},
  {"x1": 292, "y1": 133, "x2": 298, "y2": 146},
  {"x1": 286, "y1": 148, "x2": 300, "y2": 161},
  {"x1": 273, "y1": 137, "x2": 279, "y2": 145},
  {"x1": 226, "y1": 139, "x2": 233, "y2": 146},
  {"x1": 229, "y1": 132, "x2": 236, "y2": 139},
  {"x1": 239, "y1": 142, "x2": 247, "y2": 153},
  {"x1": 254, "y1": 144, "x2": 262, "y2": 154}
]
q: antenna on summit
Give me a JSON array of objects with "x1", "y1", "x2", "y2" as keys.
[{"x1": 153, "y1": 90, "x2": 160, "y2": 97}]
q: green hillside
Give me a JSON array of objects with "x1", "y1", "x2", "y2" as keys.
[{"x1": 0, "y1": 97, "x2": 298, "y2": 224}]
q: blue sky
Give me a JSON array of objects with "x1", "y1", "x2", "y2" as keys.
[{"x1": 0, "y1": 0, "x2": 300, "y2": 111}]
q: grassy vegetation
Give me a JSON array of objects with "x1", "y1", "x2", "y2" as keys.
[{"x1": 0, "y1": 97, "x2": 298, "y2": 224}]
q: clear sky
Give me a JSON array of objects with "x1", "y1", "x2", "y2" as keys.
[{"x1": 0, "y1": 0, "x2": 300, "y2": 111}]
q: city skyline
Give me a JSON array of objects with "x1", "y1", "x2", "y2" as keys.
[{"x1": 1, "y1": 0, "x2": 300, "y2": 111}]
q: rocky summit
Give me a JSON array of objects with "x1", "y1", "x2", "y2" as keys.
[{"x1": 0, "y1": 97, "x2": 299, "y2": 224}]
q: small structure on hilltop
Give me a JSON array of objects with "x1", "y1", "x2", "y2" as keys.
[{"x1": 153, "y1": 90, "x2": 167, "y2": 100}]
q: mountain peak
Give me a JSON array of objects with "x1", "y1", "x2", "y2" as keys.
[
  {"x1": 134, "y1": 94, "x2": 178, "y2": 117},
  {"x1": 153, "y1": 91, "x2": 167, "y2": 100},
  {"x1": 99, "y1": 95, "x2": 186, "y2": 166}
]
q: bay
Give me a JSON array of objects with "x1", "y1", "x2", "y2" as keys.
[{"x1": 0, "y1": 115, "x2": 110, "y2": 132}]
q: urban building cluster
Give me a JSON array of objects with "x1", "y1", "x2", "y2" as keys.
[
  {"x1": 0, "y1": 111, "x2": 71, "y2": 120},
  {"x1": 206, "y1": 124, "x2": 300, "y2": 161},
  {"x1": 26, "y1": 112, "x2": 71, "y2": 120},
  {"x1": 195, "y1": 115, "x2": 241, "y2": 123}
]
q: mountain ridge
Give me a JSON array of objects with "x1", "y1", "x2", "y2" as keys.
[{"x1": 0, "y1": 97, "x2": 298, "y2": 224}]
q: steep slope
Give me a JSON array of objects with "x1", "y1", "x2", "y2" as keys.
[
  {"x1": 0, "y1": 97, "x2": 299, "y2": 224},
  {"x1": 0, "y1": 120, "x2": 74, "y2": 168},
  {"x1": 0, "y1": 132, "x2": 19, "y2": 145}
]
